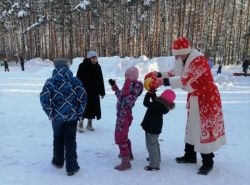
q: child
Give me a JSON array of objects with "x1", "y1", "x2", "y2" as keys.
[
  {"x1": 40, "y1": 58, "x2": 87, "y2": 176},
  {"x1": 4, "y1": 58, "x2": 9, "y2": 72},
  {"x1": 109, "y1": 66, "x2": 143, "y2": 171},
  {"x1": 141, "y1": 88, "x2": 176, "y2": 171}
]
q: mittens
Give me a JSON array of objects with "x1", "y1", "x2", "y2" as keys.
[
  {"x1": 109, "y1": 79, "x2": 115, "y2": 86},
  {"x1": 148, "y1": 77, "x2": 164, "y2": 89},
  {"x1": 163, "y1": 78, "x2": 170, "y2": 86},
  {"x1": 109, "y1": 79, "x2": 118, "y2": 91},
  {"x1": 144, "y1": 71, "x2": 161, "y2": 80}
]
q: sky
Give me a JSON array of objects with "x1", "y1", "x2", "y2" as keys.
[{"x1": 0, "y1": 56, "x2": 250, "y2": 185}]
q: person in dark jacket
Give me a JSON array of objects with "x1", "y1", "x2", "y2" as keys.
[
  {"x1": 242, "y1": 58, "x2": 249, "y2": 76},
  {"x1": 141, "y1": 88, "x2": 175, "y2": 171},
  {"x1": 19, "y1": 54, "x2": 25, "y2": 71},
  {"x1": 76, "y1": 51, "x2": 105, "y2": 132},
  {"x1": 40, "y1": 58, "x2": 87, "y2": 176},
  {"x1": 4, "y1": 58, "x2": 9, "y2": 72},
  {"x1": 217, "y1": 63, "x2": 222, "y2": 74}
]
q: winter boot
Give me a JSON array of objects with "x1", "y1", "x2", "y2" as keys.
[
  {"x1": 77, "y1": 120, "x2": 84, "y2": 132},
  {"x1": 67, "y1": 166, "x2": 80, "y2": 176},
  {"x1": 198, "y1": 153, "x2": 214, "y2": 175},
  {"x1": 175, "y1": 143, "x2": 197, "y2": 163},
  {"x1": 86, "y1": 119, "x2": 95, "y2": 131},
  {"x1": 51, "y1": 161, "x2": 63, "y2": 169},
  {"x1": 114, "y1": 155, "x2": 131, "y2": 171},
  {"x1": 144, "y1": 166, "x2": 160, "y2": 171}
]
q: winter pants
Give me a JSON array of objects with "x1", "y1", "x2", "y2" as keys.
[
  {"x1": 145, "y1": 132, "x2": 161, "y2": 168},
  {"x1": 115, "y1": 112, "x2": 133, "y2": 157},
  {"x1": 5, "y1": 66, "x2": 9, "y2": 72},
  {"x1": 21, "y1": 63, "x2": 24, "y2": 71},
  {"x1": 52, "y1": 120, "x2": 79, "y2": 173}
]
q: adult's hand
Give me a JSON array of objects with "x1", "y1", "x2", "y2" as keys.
[{"x1": 144, "y1": 71, "x2": 162, "y2": 80}]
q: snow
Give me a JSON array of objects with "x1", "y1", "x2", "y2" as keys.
[
  {"x1": 0, "y1": 57, "x2": 249, "y2": 185},
  {"x1": 73, "y1": 0, "x2": 90, "y2": 11}
]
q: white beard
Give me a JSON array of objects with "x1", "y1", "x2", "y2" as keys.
[{"x1": 174, "y1": 57, "x2": 184, "y2": 76}]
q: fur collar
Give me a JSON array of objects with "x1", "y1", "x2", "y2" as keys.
[
  {"x1": 155, "y1": 97, "x2": 175, "y2": 110},
  {"x1": 183, "y1": 49, "x2": 204, "y2": 73}
]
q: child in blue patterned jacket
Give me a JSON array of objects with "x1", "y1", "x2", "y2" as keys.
[{"x1": 40, "y1": 58, "x2": 87, "y2": 176}]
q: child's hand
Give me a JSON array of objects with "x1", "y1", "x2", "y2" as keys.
[
  {"x1": 146, "y1": 88, "x2": 157, "y2": 95},
  {"x1": 109, "y1": 79, "x2": 115, "y2": 86},
  {"x1": 149, "y1": 88, "x2": 157, "y2": 94}
]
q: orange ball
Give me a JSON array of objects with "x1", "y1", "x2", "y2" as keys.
[{"x1": 144, "y1": 77, "x2": 153, "y2": 91}]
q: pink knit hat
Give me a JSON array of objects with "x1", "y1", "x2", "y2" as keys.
[
  {"x1": 160, "y1": 89, "x2": 176, "y2": 103},
  {"x1": 172, "y1": 37, "x2": 192, "y2": 56},
  {"x1": 125, "y1": 66, "x2": 139, "y2": 81}
]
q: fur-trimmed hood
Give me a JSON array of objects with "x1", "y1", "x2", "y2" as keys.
[{"x1": 155, "y1": 97, "x2": 175, "y2": 110}]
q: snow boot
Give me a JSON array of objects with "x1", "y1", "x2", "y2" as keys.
[
  {"x1": 144, "y1": 166, "x2": 160, "y2": 171},
  {"x1": 51, "y1": 161, "x2": 63, "y2": 169},
  {"x1": 77, "y1": 120, "x2": 84, "y2": 132},
  {"x1": 198, "y1": 153, "x2": 214, "y2": 175},
  {"x1": 175, "y1": 143, "x2": 197, "y2": 163},
  {"x1": 114, "y1": 155, "x2": 131, "y2": 171},
  {"x1": 67, "y1": 166, "x2": 80, "y2": 176},
  {"x1": 86, "y1": 119, "x2": 95, "y2": 131}
]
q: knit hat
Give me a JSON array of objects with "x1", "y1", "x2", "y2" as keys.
[
  {"x1": 53, "y1": 58, "x2": 71, "y2": 68},
  {"x1": 87, "y1": 51, "x2": 98, "y2": 58},
  {"x1": 160, "y1": 89, "x2": 176, "y2": 103},
  {"x1": 172, "y1": 37, "x2": 192, "y2": 56},
  {"x1": 125, "y1": 66, "x2": 139, "y2": 81}
]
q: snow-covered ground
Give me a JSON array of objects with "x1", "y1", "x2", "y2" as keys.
[{"x1": 0, "y1": 57, "x2": 249, "y2": 185}]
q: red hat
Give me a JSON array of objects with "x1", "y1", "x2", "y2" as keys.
[
  {"x1": 172, "y1": 37, "x2": 192, "y2": 55},
  {"x1": 160, "y1": 89, "x2": 176, "y2": 103}
]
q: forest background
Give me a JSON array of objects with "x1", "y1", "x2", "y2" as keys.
[{"x1": 0, "y1": 0, "x2": 249, "y2": 66}]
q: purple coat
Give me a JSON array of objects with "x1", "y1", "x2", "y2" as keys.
[{"x1": 112, "y1": 78, "x2": 143, "y2": 131}]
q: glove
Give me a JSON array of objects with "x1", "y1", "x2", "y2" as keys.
[
  {"x1": 163, "y1": 78, "x2": 170, "y2": 86},
  {"x1": 144, "y1": 71, "x2": 161, "y2": 80},
  {"x1": 148, "y1": 77, "x2": 164, "y2": 89},
  {"x1": 109, "y1": 79, "x2": 115, "y2": 86},
  {"x1": 149, "y1": 78, "x2": 170, "y2": 88}
]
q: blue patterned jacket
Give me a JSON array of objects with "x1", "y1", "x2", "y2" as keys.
[{"x1": 40, "y1": 66, "x2": 87, "y2": 121}]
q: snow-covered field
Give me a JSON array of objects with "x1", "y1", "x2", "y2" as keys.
[{"x1": 0, "y1": 57, "x2": 249, "y2": 185}]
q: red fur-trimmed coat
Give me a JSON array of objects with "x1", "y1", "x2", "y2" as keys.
[{"x1": 163, "y1": 49, "x2": 226, "y2": 153}]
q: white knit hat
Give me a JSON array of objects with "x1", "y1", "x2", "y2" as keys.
[
  {"x1": 87, "y1": 51, "x2": 98, "y2": 58},
  {"x1": 172, "y1": 37, "x2": 192, "y2": 55}
]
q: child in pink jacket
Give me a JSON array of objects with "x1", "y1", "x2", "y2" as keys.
[{"x1": 109, "y1": 66, "x2": 143, "y2": 171}]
